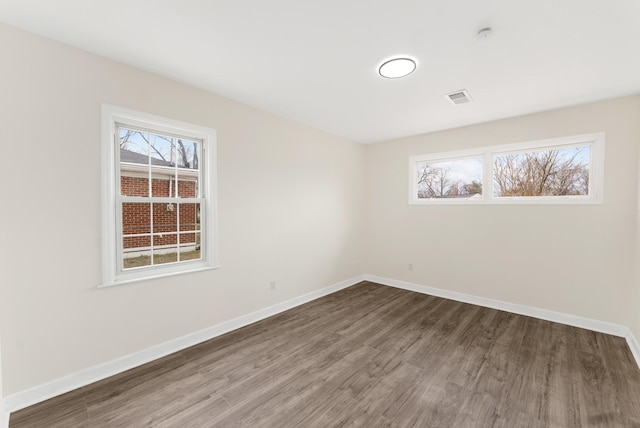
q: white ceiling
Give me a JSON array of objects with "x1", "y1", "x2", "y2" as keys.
[{"x1": 1, "y1": 0, "x2": 639, "y2": 143}]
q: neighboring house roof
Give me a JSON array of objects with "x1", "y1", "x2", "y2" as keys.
[
  {"x1": 120, "y1": 148, "x2": 174, "y2": 167},
  {"x1": 119, "y1": 148, "x2": 198, "y2": 180}
]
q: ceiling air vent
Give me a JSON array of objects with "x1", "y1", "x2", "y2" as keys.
[{"x1": 446, "y1": 89, "x2": 472, "y2": 105}]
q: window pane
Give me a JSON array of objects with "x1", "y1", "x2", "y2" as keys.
[
  {"x1": 176, "y1": 139, "x2": 200, "y2": 170},
  {"x1": 122, "y1": 234, "x2": 151, "y2": 270},
  {"x1": 122, "y1": 253, "x2": 151, "y2": 269},
  {"x1": 152, "y1": 202, "x2": 177, "y2": 241},
  {"x1": 122, "y1": 203, "x2": 151, "y2": 235},
  {"x1": 120, "y1": 175, "x2": 149, "y2": 197},
  {"x1": 177, "y1": 176, "x2": 198, "y2": 198},
  {"x1": 179, "y1": 202, "x2": 200, "y2": 263},
  {"x1": 180, "y1": 245, "x2": 201, "y2": 262},
  {"x1": 179, "y1": 231, "x2": 199, "y2": 249},
  {"x1": 120, "y1": 129, "x2": 150, "y2": 165},
  {"x1": 123, "y1": 234, "x2": 151, "y2": 249},
  {"x1": 416, "y1": 157, "x2": 483, "y2": 199},
  {"x1": 177, "y1": 139, "x2": 199, "y2": 197},
  {"x1": 148, "y1": 133, "x2": 174, "y2": 167},
  {"x1": 122, "y1": 236, "x2": 151, "y2": 269},
  {"x1": 122, "y1": 202, "x2": 151, "y2": 270},
  {"x1": 120, "y1": 129, "x2": 151, "y2": 197},
  {"x1": 152, "y1": 246, "x2": 178, "y2": 265},
  {"x1": 179, "y1": 203, "x2": 200, "y2": 232},
  {"x1": 493, "y1": 145, "x2": 590, "y2": 197},
  {"x1": 151, "y1": 176, "x2": 174, "y2": 197}
]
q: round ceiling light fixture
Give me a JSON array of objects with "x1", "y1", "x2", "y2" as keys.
[{"x1": 378, "y1": 57, "x2": 417, "y2": 79}]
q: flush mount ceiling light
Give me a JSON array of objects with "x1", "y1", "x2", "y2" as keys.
[{"x1": 378, "y1": 57, "x2": 417, "y2": 79}]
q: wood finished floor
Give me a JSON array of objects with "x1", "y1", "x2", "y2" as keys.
[{"x1": 10, "y1": 282, "x2": 640, "y2": 428}]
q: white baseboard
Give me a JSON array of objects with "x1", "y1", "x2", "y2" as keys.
[
  {"x1": 4, "y1": 275, "x2": 365, "y2": 413},
  {"x1": 626, "y1": 329, "x2": 640, "y2": 370},
  {"x1": 364, "y1": 274, "x2": 629, "y2": 336},
  {"x1": 364, "y1": 274, "x2": 640, "y2": 369},
  {"x1": 1, "y1": 402, "x2": 8, "y2": 428}
]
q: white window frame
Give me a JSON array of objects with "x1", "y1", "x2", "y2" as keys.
[
  {"x1": 101, "y1": 104, "x2": 219, "y2": 287},
  {"x1": 409, "y1": 132, "x2": 605, "y2": 205}
]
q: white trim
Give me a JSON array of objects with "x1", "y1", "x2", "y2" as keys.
[
  {"x1": 96, "y1": 265, "x2": 219, "y2": 288},
  {"x1": 101, "y1": 104, "x2": 219, "y2": 287},
  {"x1": 0, "y1": 408, "x2": 7, "y2": 428},
  {"x1": 363, "y1": 274, "x2": 629, "y2": 336},
  {"x1": 409, "y1": 132, "x2": 605, "y2": 205},
  {"x1": 626, "y1": 329, "x2": 640, "y2": 370},
  {"x1": 4, "y1": 275, "x2": 365, "y2": 413},
  {"x1": 1, "y1": 406, "x2": 7, "y2": 428}
]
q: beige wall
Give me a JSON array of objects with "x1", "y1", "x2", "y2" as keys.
[
  {"x1": 0, "y1": 23, "x2": 365, "y2": 395},
  {"x1": 364, "y1": 95, "x2": 640, "y2": 327}
]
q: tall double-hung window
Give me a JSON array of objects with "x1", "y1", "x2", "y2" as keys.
[{"x1": 102, "y1": 105, "x2": 218, "y2": 286}]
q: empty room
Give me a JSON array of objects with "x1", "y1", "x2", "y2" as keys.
[{"x1": 1, "y1": 0, "x2": 640, "y2": 427}]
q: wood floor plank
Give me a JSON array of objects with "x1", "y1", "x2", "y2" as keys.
[
  {"x1": 152, "y1": 393, "x2": 231, "y2": 428},
  {"x1": 9, "y1": 393, "x2": 89, "y2": 428},
  {"x1": 216, "y1": 332, "x2": 348, "y2": 406},
  {"x1": 10, "y1": 281, "x2": 640, "y2": 427}
]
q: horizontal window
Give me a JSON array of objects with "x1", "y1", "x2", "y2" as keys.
[{"x1": 409, "y1": 133, "x2": 604, "y2": 205}]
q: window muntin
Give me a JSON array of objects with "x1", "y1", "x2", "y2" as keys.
[
  {"x1": 102, "y1": 105, "x2": 217, "y2": 286},
  {"x1": 409, "y1": 133, "x2": 604, "y2": 205}
]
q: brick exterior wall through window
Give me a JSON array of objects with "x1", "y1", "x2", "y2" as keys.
[{"x1": 121, "y1": 175, "x2": 199, "y2": 251}]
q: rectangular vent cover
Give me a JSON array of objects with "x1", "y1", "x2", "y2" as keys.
[{"x1": 446, "y1": 89, "x2": 472, "y2": 104}]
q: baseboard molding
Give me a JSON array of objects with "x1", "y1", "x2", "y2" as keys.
[
  {"x1": 626, "y1": 329, "x2": 640, "y2": 370},
  {"x1": 364, "y1": 274, "x2": 640, "y2": 370},
  {"x1": 364, "y1": 274, "x2": 630, "y2": 337},
  {"x1": 1, "y1": 401, "x2": 8, "y2": 428},
  {"x1": 4, "y1": 275, "x2": 365, "y2": 413}
]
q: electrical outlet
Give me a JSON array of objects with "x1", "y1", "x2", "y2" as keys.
[{"x1": 270, "y1": 281, "x2": 276, "y2": 291}]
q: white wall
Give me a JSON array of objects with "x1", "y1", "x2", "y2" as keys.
[
  {"x1": 0, "y1": 23, "x2": 365, "y2": 395},
  {"x1": 364, "y1": 96, "x2": 640, "y2": 327}
]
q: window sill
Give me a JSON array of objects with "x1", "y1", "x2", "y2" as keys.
[
  {"x1": 410, "y1": 196, "x2": 603, "y2": 205},
  {"x1": 99, "y1": 264, "x2": 221, "y2": 289}
]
